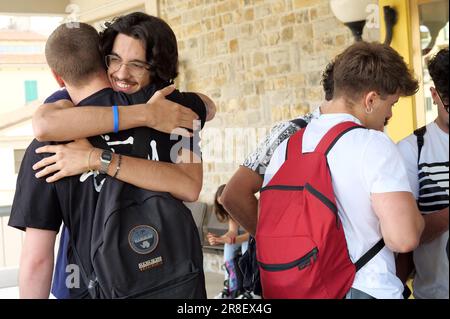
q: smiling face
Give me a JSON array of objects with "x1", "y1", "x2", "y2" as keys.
[{"x1": 107, "y1": 33, "x2": 151, "y2": 94}]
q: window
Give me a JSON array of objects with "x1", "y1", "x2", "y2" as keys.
[
  {"x1": 14, "y1": 149, "x2": 26, "y2": 174},
  {"x1": 413, "y1": 0, "x2": 449, "y2": 126},
  {"x1": 24, "y1": 80, "x2": 38, "y2": 103},
  {"x1": 426, "y1": 97, "x2": 433, "y2": 111},
  {"x1": 0, "y1": 44, "x2": 44, "y2": 54},
  {"x1": 14, "y1": 149, "x2": 25, "y2": 174}
]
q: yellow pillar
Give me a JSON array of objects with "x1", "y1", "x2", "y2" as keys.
[{"x1": 379, "y1": 0, "x2": 416, "y2": 142}]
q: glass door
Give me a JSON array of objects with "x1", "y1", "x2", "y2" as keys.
[{"x1": 411, "y1": 0, "x2": 449, "y2": 127}]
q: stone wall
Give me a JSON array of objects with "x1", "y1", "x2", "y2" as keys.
[{"x1": 159, "y1": 0, "x2": 379, "y2": 203}]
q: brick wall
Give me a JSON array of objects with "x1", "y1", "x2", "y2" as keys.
[{"x1": 159, "y1": 0, "x2": 379, "y2": 202}]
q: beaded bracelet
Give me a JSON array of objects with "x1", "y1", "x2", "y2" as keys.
[{"x1": 87, "y1": 148, "x2": 96, "y2": 171}]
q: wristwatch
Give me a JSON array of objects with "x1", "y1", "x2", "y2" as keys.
[{"x1": 99, "y1": 150, "x2": 113, "y2": 174}]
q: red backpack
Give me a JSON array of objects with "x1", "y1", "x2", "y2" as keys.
[{"x1": 256, "y1": 121, "x2": 384, "y2": 299}]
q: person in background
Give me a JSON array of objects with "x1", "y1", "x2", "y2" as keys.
[
  {"x1": 397, "y1": 47, "x2": 449, "y2": 299},
  {"x1": 262, "y1": 41, "x2": 423, "y2": 299},
  {"x1": 207, "y1": 184, "x2": 250, "y2": 299},
  {"x1": 221, "y1": 61, "x2": 335, "y2": 236}
]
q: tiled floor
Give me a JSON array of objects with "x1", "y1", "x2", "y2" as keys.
[
  {"x1": 205, "y1": 271, "x2": 224, "y2": 299},
  {"x1": 0, "y1": 286, "x2": 18, "y2": 299}
]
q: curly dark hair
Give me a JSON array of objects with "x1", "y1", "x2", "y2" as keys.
[
  {"x1": 428, "y1": 47, "x2": 449, "y2": 102},
  {"x1": 321, "y1": 61, "x2": 334, "y2": 101},
  {"x1": 213, "y1": 184, "x2": 228, "y2": 223},
  {"x1": 99, "y1": 12, "x2": 178, "y2": 85}
]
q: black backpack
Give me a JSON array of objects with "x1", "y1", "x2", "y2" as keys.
[
  {"x1": 414, "y1": 125, "x2": 427, "y2": 164},
  {"x1": 69, "y1": 127, "x2": 206, "y2": 299},
  {"x1": 238, "y1": 236, "x2": 262, "y2": 296}
]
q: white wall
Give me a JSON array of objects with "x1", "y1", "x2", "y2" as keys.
[
  {"x1": 0, "y1": 66, "x2": 58, "y2": 115},
  {"x1": 68, "y1": 0, "x2": 156, "y2": 25},
  {"x1": 0, "y1": 120, "x2": 33, "y2": 206}
]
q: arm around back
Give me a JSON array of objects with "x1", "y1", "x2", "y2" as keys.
[
  {"x1": 195, "y1": 92, "x2": 216, "y2": 121},
  {"x1": 97, "y1": 147, "x2": 203, "y2": 203},
  {"x1": 32, "y1": 86, "x2": 201, "y2": 142}
]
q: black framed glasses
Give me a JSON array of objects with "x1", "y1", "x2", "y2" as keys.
[
  {"x1": 435, "y1": 89, "x2": 449, "y2": 113},
  {"x1": 105, "y1": 54, "x2": 151, "y2": 76}
]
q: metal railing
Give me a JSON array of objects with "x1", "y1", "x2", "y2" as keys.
[
  {"x1": 0, "y1": 206, "x2": 23, "y2": 268},
  {"x1": 0, "y1": 206, "x2": 20, "y2": 291}
]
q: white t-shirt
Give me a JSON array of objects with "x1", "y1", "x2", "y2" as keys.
[
  {"x1": 397, "y1": 121, "x2": 449, "y2": 299},
  {"x1": 263, "y1": 113, "x2": 412, "y2": 299}
]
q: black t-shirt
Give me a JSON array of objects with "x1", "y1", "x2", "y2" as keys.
[{"x1": 8, "y1": 85, "x2": 206, "y2": 298}]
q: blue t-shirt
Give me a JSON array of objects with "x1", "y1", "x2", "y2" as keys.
[
  {"x1": 44, "y1": 89, "x2": 71, "y2": 104},
  {"x1": 43, "y1": 89, "x2": 72, "y2": 299},
  {"x1": 52, "y1": 227, "x2": 70, "y2": 298}
]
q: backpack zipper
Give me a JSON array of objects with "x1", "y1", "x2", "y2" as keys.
[
  {"x1": 304, "y1": 183, "x2": 340, "y2": 229},
  {"x1": 258, "y1": 247, "x2": 318, "y2": 272},
  {"x1": 260, "y1": 183, "x2": 340, "y2": 229},
  {"x1": 260, "y1": 185, "x2": 304, "y2": 192}
]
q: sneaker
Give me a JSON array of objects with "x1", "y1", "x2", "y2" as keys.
[
  {"x1": 214, "y1": 291, "x2": 230, "y2": 299},
  {"x1": 214, "y1": 280, "x2": 231, "y2": 299},
  {"x1": 235, "y1": 291, "x2": 262, "y2": 299}
]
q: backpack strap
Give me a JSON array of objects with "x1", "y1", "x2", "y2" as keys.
[
  {"x1": 355, "y1": 238, "x2": 385, "y2": 272},
  {"x1": 314, "y1": 121, "x2": 364, "y2": 155},
  {"x1": 66, "y1": 231, "x2": 99, "y2": 298},
  {"x1": 414, "y1": 126, "x2": 427, "y2": 165},
  {"x1": 284, "y1": 118, "x2": 308, "y2": 161},
  {"x1": 285, "y1": 121, "x2": 362, "y2": 161},
  {"x1": 312, "y1": 121, "x2": 384, "y2": 271},
  {"x1": 285, "y1": 128, "x2": 306, "y2": 161}
]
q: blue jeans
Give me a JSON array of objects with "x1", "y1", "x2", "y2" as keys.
[{"x1": 223, "y1": 241, "x2": 248, "y2": 280}]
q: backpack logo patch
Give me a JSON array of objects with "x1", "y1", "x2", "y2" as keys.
[
  {"x1": 128, "y1": 225, "x2": 159, "y2": 254},
  {"x1": 138, "y1": 256, "x2": 164, "y2": 272}
]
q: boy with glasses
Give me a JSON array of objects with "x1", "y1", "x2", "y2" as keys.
[
  {"x1": 9, "y1": 20, "x2": 208, "y2": 299},
  {"x1": 31, "y1": 13, "x2": 217, "y2": 299},
  {"x1": 104, "y1": 54, "x2": 151, "y2": 78},
  {"x1": 397, "y1": 47, "x2": 449, "y2": 299}
]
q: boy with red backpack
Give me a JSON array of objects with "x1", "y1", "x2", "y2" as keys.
[{"x1": 258, "y1": 42, "x2": 424, "y2": 299}]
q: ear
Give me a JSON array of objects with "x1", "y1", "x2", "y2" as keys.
[
  {"x1": 364, "y1": 91, "x2": 378, "y2": 108},
  {"x1": 51, "y1": 69, "x2": 65, "y2": 88},
  {"x1": 430, "y1": 87, "x2": 439, "y2": 104}
]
